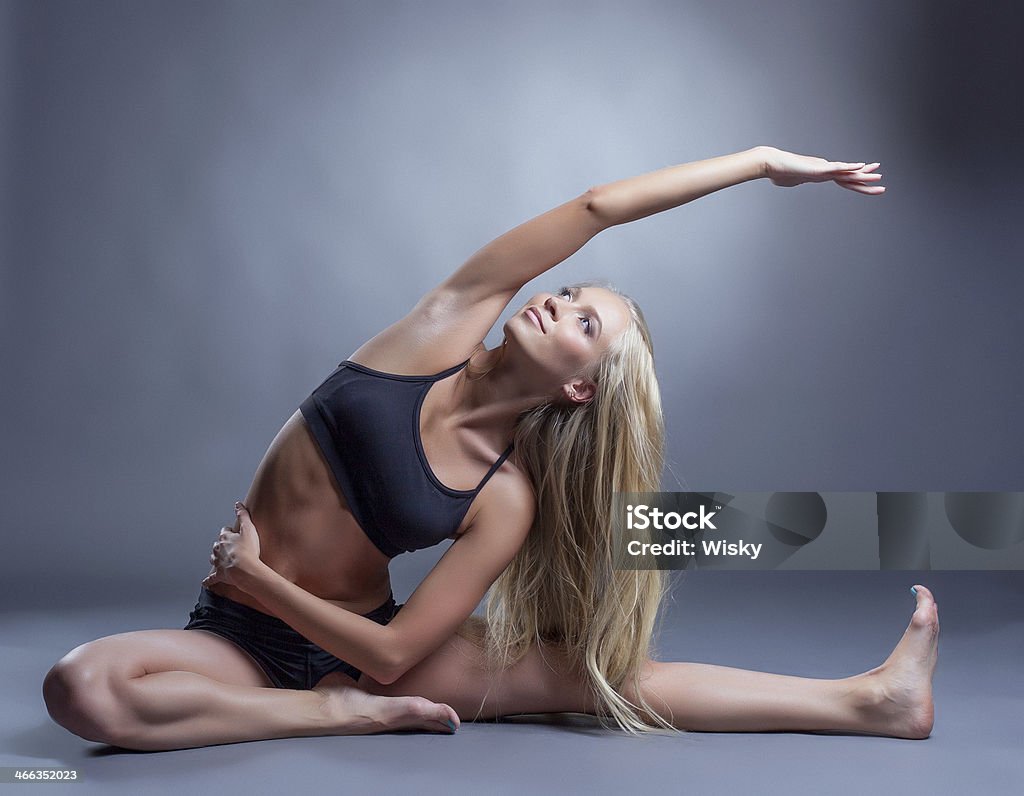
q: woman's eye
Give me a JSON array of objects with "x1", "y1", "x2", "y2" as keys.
[{"x1": 559, "y1": 288, "x2": 589, "y2": 333}]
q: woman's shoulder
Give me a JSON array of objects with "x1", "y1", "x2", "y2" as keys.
[{"x1": 464, "y1": 459, "x2": 536, "y2": 538}]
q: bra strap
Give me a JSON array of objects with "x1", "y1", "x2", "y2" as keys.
[
  {"x1": 474, "y1": 442, "x2": 515, "y2": 492},
  {"x1": 429, "y1": 358, "x2": 472, "y2": 381}
]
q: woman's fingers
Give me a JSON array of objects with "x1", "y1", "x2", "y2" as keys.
[
  {"x1": 838, "y1": 179, "x2": 884, "y2": 191},
  {"x1": 841, "y1": 171, "x2": 883, "y2": 181},
  {"x1": 837, "y1": 180, "x2": 886, "y2": 194},
  {"x1": 832, "y1": 161, "x2": 880, "y2": 174},
  {"x1": 235, "y1": 502, "x2": 254, "y2": 528},
  {"x1": 834, "y1": 159, "x2": 885, "y2": 194},
  {"x1": 837, "y1": 173, "x2": 884, "y2": 185}
]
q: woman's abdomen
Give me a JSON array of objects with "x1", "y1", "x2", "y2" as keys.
[{"x1": 207, "y1": 410, "x2": 393, "y2": 616}]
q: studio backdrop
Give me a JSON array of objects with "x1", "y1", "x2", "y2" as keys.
[{"x1": 2, "y1": 0, "x2": 1022, "y2": 606}]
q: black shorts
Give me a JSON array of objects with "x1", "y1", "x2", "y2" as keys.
[{"x1": 183, "y1": 587, "x2": 402, "y2": 690}]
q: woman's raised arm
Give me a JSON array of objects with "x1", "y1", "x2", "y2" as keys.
[
  {"x1": 587, "y1": 145, "x2": 883, "y2": 228},
  {"x1": 443, "y1": 145, "x2": 882, "y2": 299},
  {"x1": 437, "y1": 190, "x2": 606, "y2": 302},
  {"x1": 440, "y1": 148, "x2": 772, "y2": 302},
  {"x1": 587, "y1": 146, "x2": 766, "y2": 228},
  {"x1": 352, "y1": 147, "x2": 883, "y2": 374}
]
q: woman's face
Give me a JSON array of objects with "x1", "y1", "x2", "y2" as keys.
[{"x1": 505, "y1": 285, "x2": 631, "y2": 402}]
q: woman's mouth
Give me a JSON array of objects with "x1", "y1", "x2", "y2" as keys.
[{"x1": 526, "y1": 307, "x2": 544, "y2": 332}]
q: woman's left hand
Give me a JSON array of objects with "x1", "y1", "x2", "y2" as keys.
[
  {"x1": 762, "y1": 146, "x2": 885, "y2": 194},
  {"x1": 202, "y1": 502, "x2": 263, "y2": 590}
]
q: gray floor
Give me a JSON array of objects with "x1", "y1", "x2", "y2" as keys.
[{"x1": 2, "y1": 571, "x2": 1022, "y2": 795}]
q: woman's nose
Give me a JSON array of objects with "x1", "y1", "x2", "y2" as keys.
[{"x1": 544, "y1": 295, "x2": 559, "y2": 320}]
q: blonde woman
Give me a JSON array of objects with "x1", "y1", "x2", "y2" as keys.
[{"x1": 43, "y1": 146, "x2": 939, "y2": 751}]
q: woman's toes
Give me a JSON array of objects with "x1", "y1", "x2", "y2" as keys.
[
  {"x1": 437, "y1": 703, "x2": 459, "y2": 731},
  {"x1": 403, "y1": 697, "x2": 453, "y2": 732},
  {"x1": 912, "y1": 585, "x2": 935, "y2": 604}
]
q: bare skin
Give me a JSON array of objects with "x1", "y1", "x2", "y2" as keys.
[
  {"x1": 42, "y1": 368, "x2": 526, "y2": 751},
  {"x1": 359, "y1": 584, "x2": 940, "y2": 739},
  {"x1": 43, "y1": 583, "x2": 938, "y2": 750},
  {"x1": 43, "y1": 148, "x2": 909, "y2": 750},
  {"x1": 42, "y1": 628, "x2": 461, "y2": 752},
  {"x1": 847, "y1": 585, "x2": 940, "y2": 739}
]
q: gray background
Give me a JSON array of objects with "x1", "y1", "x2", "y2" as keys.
[
  {"x1": 3, "y1": 0, "x2": 1023, "y2": 597},
  {"x1": 2, "y1": 1, "x2": 1023, "y2": 792},
  {"x1": 2, "y1": 0, "x2": 1024, "y2": 598}
]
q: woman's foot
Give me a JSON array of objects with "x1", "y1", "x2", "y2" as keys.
[
  {"x1": 852, "y1": 585, "x2": 940, "y2": 739},
  {"x1": 313, "y1": 675, "x2": 460, "y2": 735}
]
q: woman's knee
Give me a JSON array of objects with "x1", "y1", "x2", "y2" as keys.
[{"x1": 43, "y1": 643, "x2": 134, "y2": 745}]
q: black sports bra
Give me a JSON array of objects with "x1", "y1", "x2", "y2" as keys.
[{"x1": 299, "y1": 359, "x2": 515, "y2": 559}]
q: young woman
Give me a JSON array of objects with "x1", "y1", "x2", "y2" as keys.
[{"x1": 43, "y1": 146, "x2": 939, "y2": 751}]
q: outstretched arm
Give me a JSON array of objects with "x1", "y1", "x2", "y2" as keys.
[
  {"x1": 587, "y1": 145, "x2": 883, "y2": 228},
  {"x1": 441, "y1": 146, "x2": 881, "y2": 301},
  {"x1": 344, "y1": 147, "x2": 883, "y2": 385},
  {"x1": 440, "y1": 149, "x2": 772, "y2": 301}
]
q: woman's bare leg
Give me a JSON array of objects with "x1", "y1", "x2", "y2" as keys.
[
  {"x1": 44, "y1": 629, "x2": 458, "y2": 751},
  {"x1": 363, "y1": 585, "x2": 939, "y2": 739},
  {"x1": 631, "y1": 585, "x2": 939, "y2": 737}
]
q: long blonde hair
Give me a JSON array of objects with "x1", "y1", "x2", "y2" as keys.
[{"x1": 462, "y1": 280, "x2": 677, "y2": 734}]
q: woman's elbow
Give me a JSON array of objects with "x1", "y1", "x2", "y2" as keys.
[
  {"x1": 370, "y1": 662, "x2": 402, "y2": 687},
  {"x1": 368, "y1": 639, "x2": 410, "y2": 686},
  {"x1": 583, "y1": 185, "x2": 617, "y2": 230}
]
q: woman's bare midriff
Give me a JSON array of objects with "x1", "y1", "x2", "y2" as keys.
[{"x1": 205, "y1": 409, "x2": 395, "y2": 618}]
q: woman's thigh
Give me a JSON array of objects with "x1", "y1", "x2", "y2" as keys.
[
  {"x1": 44, "y1": 629, "x2": 275, "y2": 741},
  {"x1": 359, "y1": 625, "x2": 600, "y2": 719},
  {"x1": 52, "y1": 629, "x2": 274, "y2": 688},
  {"x1": 45, "y1": 629, "x2": 272, "y2": 719}
]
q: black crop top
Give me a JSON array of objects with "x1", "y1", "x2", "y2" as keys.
[{"x1": 299, "y1": 359, "x2": 515, "y2": 559}]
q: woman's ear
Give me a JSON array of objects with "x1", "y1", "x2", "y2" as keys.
[{"x1": 561, "y1": 378, "x2": 597, "y2": 405}]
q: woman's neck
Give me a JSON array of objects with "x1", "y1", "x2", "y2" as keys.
[{"x1": 448, "y1": 344, "x2": 549, "y2": 449}]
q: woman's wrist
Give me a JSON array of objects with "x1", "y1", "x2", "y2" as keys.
[
  {"x1": 753, "y1": 145, "x2": 776, "y2": 179},
  {"x1": 234, "y1": 559, "x2": 274, "y2": 594}
]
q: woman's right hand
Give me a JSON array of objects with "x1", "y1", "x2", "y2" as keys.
[
  {"x1": 202, "y1": 502, "x2": 264, "y2": 591},
  {"x1": 762, "y1": 147, "x2": 885, "y2": 194}
]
